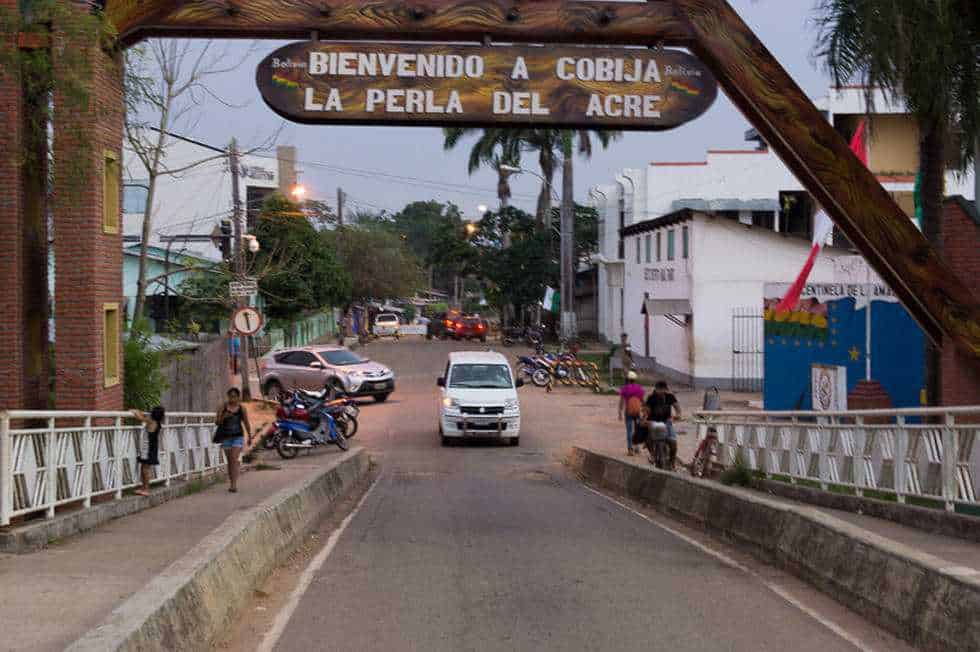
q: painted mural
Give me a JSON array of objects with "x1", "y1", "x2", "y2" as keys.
[{"x1": 763, "y1": 282, "x2": 925, "y2": 411}]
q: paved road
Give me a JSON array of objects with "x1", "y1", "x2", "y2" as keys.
[{"x1": 270, "y1": 339, "x2": 895, "y2": 652}]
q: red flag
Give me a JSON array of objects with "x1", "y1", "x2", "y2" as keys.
[{"x1": 776, "y1": 120, "x2": 868, "y2": 312}]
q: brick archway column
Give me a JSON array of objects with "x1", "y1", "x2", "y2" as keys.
[
  {"x1": 50, "y1": 8, "x2": 124, "y2": 410},
  {"x1": 0, "y1": 0, "x2": 48, "y2": 411}
]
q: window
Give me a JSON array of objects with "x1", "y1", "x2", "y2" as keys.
[
  {"x1": 682, "y1": 226, "x2": 689, "y2": 259},
  {"x1": 123, "y1": 182, "x2": 149, "y2": 215},
  {"x1": 449, "y1": 364, "x2": 513, "y2": 389},
  {"x1": 656, "y1": 232, "x2": 662, "y2": 261},
  {"x1": 667, "y1": 229, "x2": 676, "y2": 261},
  {"x1": 644, "y1": 235, "x2": 651, "y2": 263},
  {"x1": 319, "y1": 349, "x2": 365, "y2": 366},
  {"x1": 103, "y1": 304, "x2": 120, "y2": 387},
  {"x1": 282, "y1": 351, "x2": 317, "y2": 367},
  {"x1": 103, "y1": 151, "x2": 120, "y2": 234},
  {"x1": 635, "y1": 237, "x2": 641, "y2": 263}
]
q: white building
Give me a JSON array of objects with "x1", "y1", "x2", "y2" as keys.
[
  {"x1": 123, "y1": 132, "x2": 299, "y2": 262},
  {"x1": 122, "y1": 132, "x2": 301, "y2": 323},
  {"x1": 590, "y1": 86, "x2": 975, "y2": 388}
]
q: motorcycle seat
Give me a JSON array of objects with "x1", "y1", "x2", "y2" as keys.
[{"x1": 297, "y1": 388, "x2": 329, "y2": 401}]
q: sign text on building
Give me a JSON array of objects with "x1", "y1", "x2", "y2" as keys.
[{"x1": 256, "y1": 43, "x2": 718, "y2": 130}]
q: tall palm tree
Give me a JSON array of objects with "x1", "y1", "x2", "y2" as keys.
[
  {"x1": 815, "y1": 0, "x2": 979, "y2": 404},
  {"x1": 814, "y1": 0, "x2": 978, "y2": 248},
  {"x1": 443, "y1": 128, "x2": 523, "y2": 209}
]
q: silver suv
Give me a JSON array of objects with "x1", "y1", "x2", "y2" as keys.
[{"x1": 260, "y1": 346, "x2": 395, "y2": 402}]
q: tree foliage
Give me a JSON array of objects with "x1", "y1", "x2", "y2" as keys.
[
  {"x1": 253, "y1": 194, "x2": 351, "y2": 320},
  {"x1": 328, "y1": 227, "x2": 425, "y2": 300},
  {"x1": 124, "y1": 320, "x2": 168, "y2": 411}
]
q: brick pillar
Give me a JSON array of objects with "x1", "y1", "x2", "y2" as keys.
[
  {"x1": 939, "y1": 198, "x2": 980, "y2": 406},
  {"x1": 51, "y1": 8, "x2": 124, "y2": 410},
  {"x1": 0, "y1": 1, "x2": 48, "y2": 411}
]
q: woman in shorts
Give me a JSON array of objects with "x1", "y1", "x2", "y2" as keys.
[{"x1": 215, "y1": 388, "x2": 252, "y2": 493}]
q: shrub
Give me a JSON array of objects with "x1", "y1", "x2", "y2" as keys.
[
  {"x1": 124, "y1": 320, "x2": 168, "y2": 411},
  {"x1": 719, "y1": 453, "x2": 754, "y2": 487}
]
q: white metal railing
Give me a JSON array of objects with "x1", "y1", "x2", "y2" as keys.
[
  {"x1": 693, "y1": 406, "x2": 980, "y2": 512},
  {"x1": 0, "y1": 411, "x2": 223, "y2": 526}
]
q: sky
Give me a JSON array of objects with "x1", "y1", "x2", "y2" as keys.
[{"x1": 178, "y1": 0, "x2": 829, "y2": 219}]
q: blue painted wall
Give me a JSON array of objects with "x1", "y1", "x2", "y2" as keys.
[{"x1": 764, "y1": 297, "x2": 925, "y2": 410}]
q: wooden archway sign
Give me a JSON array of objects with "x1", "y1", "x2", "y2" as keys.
[{"x1": 107, "y1": 0, "x2": 980, "y2": 359}]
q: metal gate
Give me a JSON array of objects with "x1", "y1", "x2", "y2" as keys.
[{"x1": 732, "y1": 307, "x2": 764, "y2": 392}]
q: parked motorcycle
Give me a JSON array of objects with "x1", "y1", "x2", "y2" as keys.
[
  {"x1": 501, "y1": 324, "x2": 544, "y2": 348},
  {"x1": 275, "y1": 411, "x2": 348, "y2": 459},
  {"x1": 266, "y1": 389, "x2": 359, "y2": 451}
]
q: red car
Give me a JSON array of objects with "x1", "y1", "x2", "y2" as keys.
[{"x1": 452, "y1": 315, "x2": 488, "y2": 342}]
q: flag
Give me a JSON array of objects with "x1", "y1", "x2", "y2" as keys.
[
  {"x1": 542, "y1": 287, "x2": 560, "y2": 313},
  {"x1": 776, "y1": 122, "x2": 868, "y2": 312}
]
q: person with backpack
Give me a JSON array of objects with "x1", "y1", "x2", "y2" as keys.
[{"x1": 618, "y1": 371, "x2": 645, "y2": 456}]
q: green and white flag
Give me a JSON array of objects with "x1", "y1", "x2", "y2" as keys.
[{"x1": 542, "y1": 287, "x2": 560, "y2": 312}]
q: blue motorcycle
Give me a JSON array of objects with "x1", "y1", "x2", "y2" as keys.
[{"x1": 275, "y1": 411, "x2": 349, "y2": 459}]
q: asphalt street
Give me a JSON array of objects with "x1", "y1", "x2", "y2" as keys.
[{"x1": 268, "y1": 339, "x2": 899, "y2": 652}]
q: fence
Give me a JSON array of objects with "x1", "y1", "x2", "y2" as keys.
[
  {"x1": 0, "y1": 411, "x2": 221, "y2": 526},
  {"x1": 160, "y1": 337, "x2": 229, "y2": 413},
  {"x1": 693, "y1": 406, "x2": 980, "y2": 511},
  {"x1": 267, "y1": 310, "x2": 337, "y2": 351}
]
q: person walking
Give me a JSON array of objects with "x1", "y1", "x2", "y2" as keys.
[
  {"x1": 618, "y1": 371, "x2": 645, "y2": 456},
  {"x1": 645, "y1": 381, "x2": 683, "y2": 470},
  {"x1": 131, "y1": 406, "x2": 165, "y2": 497},
  {"x1": 215, "y1": 388, "x2": 252, "y2": 493}
]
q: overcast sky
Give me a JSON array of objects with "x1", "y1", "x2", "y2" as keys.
[{"x1": 184, "y1": 0, "x2": 828, "y2": 218}]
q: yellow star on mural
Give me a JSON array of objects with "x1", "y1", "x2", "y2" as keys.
[{"x1": 849, "y1": 346, "x2": 861, "y2": 361}]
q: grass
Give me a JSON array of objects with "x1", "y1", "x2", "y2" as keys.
[
  {"x1": 184, "y1": 479, "x2": 205, "y2": 496},
  {"x1": 760, "y1": 475, "x2": 960, "y2": 513}
]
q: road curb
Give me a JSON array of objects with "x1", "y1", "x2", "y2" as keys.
[
  {"x1": 568, "y1": 446, "x2": 980, "y2": 652},
  {"x1": 67, "y1": 448, "x2": 371, "y2": 652}
]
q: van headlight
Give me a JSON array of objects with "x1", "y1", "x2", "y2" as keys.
[
  {"x1": 442, "y1": 397, "x2": 459, "y2": 409},
  {"x1": 504, "y1": 398, "x2": 519, "y2": 412}
]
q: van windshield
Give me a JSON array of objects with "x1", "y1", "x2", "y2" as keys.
[{"x1": 449, "y1": 364, "x2": 513, "y2": 389}]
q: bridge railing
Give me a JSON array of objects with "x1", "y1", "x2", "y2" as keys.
[
  {"x1": 692, "y1": 406, "x2": 980, "y2": 512},
  {"x1": 0, "y1": 410, "x2": 222, "y2": 526}
]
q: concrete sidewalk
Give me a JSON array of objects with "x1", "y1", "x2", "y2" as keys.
[
  {"x1": 535, "y1": 384, "x2": 980, "y2": 573},
  {"x1": 0, "y1": 447, "x2": 348, "y2": 652}
]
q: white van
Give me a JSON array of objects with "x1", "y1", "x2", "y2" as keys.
[
  {"x1": 373, "y1": 313, "x2": 400, "y2": 337},
  {"x1": 437, "y1": 351, "x2": 523, "y2": 446}
]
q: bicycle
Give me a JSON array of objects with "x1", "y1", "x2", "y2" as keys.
[{"x1": 690, "y1": 425, "x2": 720, "y2": 478}]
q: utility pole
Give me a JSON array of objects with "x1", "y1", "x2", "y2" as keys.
[
  {"x1": 337, "y1": 187, "x2": 345, "y2": 227},
  {"x1": 229, "y1": 139, "x2": 251, "y2": 400},
  {"x1": 559, "y1": 135, "x2": 576, "y2": 340}
]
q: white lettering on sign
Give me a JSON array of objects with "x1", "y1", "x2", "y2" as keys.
[
  {"x1": 493, "y1": 92, "x2": 549, "y2": 116},
  {"x1": 366, "y1": 89, "x2": 462, "y2": 114},
  {"x1": 586, "y1": 94, "x2": 661, "y2": 118},
  {"x1": 309, "y1": 51, "x2": 484, "y2": 79},
  {"x1": 304, "y1": 87, "x2": 344, "y2": 112},
  {"x1": 556, "y1": 57, "x2": 662, "y2": 83},
  {"x1": 511, "y1": 56, "x2": 529, "y2": 80}
]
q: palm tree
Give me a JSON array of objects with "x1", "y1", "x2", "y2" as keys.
[
  {"x1": 814, "y1": 0, "x2": 978, "y2": 248},
  {"x1": 442, "y1": 128, "x2": 523, "y2": 210},
  {"x1": 815, "y1": 0, "x2": 979, "y2": 404}
]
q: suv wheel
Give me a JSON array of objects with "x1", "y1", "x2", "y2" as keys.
[{"x1": 328, "y1": 378, "x2": 346, "y2": 398}]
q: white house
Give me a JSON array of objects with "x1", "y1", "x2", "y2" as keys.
[{"x1": 590, "y1": 86, "x2": 975, "y2": 388}]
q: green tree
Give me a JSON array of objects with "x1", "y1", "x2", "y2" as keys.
[
  {"x1": 329, "y1": 228, "x2": 425, "y2": 300},
  {"x1": 814, "y1": 0, "x2": 978, "y2": 248},
  {"x1": 475, "y1": 207, "x2": 555, "y2": 317},
  {"x1": 814, "y1": 0, "x2": 979, "y2": 405},
  {"x1": 443, "y1": 128, "x2": 523, "y2": 208},
  {"x1": 124, "y1": 320, "x2": 168, "y2": 411},
  {"x1": 253, "y1": 194, "x2": 351, "y2": 320}
]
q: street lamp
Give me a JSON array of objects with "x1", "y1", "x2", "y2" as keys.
[
  {"x1": 464, "y1": 222, "x2": 478, "y2": 237},
  {"x1": 290, "y1": 183, "x2": 307, "y2": 200},
  {"x1": 499, "y1": 165, "x2": 559, "y2": 201}
]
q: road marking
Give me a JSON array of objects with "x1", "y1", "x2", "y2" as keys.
[
  {"x1": 582, "y1": 485, "x2": 876, "y2": 652},
  {"x1": 258, "y1": 472, "x2": 383, "y2": 652}
]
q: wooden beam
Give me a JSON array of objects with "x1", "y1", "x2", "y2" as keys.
[
  {"x1": 677, "y1": 0, "x2": 980, "y2": 357},
  {"x1": 108, "y1": 0, "x2": 693, "y2": 46}
]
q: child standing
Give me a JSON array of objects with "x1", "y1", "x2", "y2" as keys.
[{"x1": 131, "y1": 406, "x2": 165, "y2": 496}]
